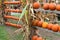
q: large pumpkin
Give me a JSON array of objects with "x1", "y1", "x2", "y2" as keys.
[
  {"x1": 33, "y1": 2, "x2": 40, "y2": 9},
  {"x1": 43, "y1": 3, "x2": 49, "y2": 10},
  {"x1": 32, "y1": 35, "x2": 38, "y2": 40},
  {"x1": 37, "y1": 21, "x2": 43, "y2": 27},
  {"x1": 36, "y1": 37, "x2": 43, "y2": 40},
  {"x1": 42, "y1": 22, "x2": 48, "y2": 28},
  {"x1": 56, "y1": 4, "x2": 60, "y2": 11},
  {"x1": 47, "y1": 24, "x2": 53, "y2": 30},
  {"x1": 49, "y1": 3, "x2": 56, "y2": 10},
  {"x1": 51, "y1": 24, "x2": 59, "y2": 32},
  {"x1": 32, "y1": 20, "x2": 39, "y2": 26}
]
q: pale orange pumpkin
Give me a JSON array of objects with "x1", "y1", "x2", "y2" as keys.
[
  {"x1": 51, "y1": 24, "x2": 59, "y2": 32},
  {"x1": 33, "y1": 2, "x2": 40, "y2": 9},
  {"x1": 49, "y1": 3, "x2": 56, "y2": 10},
  {"x1": 42, "y1": 22, "x2": 48, "y2": 28},
  {"x1": 47, "y1": 24, "x2": 53, "y2": 30},
  {"x1": 56, "y1": 4, "x2": 60, "y2": 11},
  {"x1": 43, "y1": 3, "x2": 49, "y2": 10}
]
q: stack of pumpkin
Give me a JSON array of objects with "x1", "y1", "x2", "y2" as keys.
[
  {"x1": 32, "y1": 20, "x2": 60, "y2": 32},
  {"x1": 33, "y1": 2, "x2": 60, "y2": 11},
  {"x1": 32, "y1": 35, "x2": 44, "y2": 40}
]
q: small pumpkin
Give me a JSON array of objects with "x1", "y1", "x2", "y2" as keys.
[
  {"x1": 32, "y1": 35, "x2": 38, "y2": 40},
  {"x1": 32, "y1": 20, "x2": 39, "y2": 26},
  {"x1": 4, "y1": 1, "x2": 20, "y2": 4},
  {"x1": 47, "y1": 24, "x2": 53, "y2": 30},
  {"x1": 56, "y1": 4, "x2": 60, "y2": 11},
  {"x1": 4, "y1": 15, "x2": 19, "y2": 20},
  {"x1": 43, "y1": 3, "x2": 49, "y2": 10},
  {"x1": 37, "y1": 21, "x2": 43, "y2": 27},
  {"x1": 51, "y1": 24, "x2": 59, "y2": 32},
  {"x1": 33, "y1": 2, "x2": 40, "y2": 9},
  {"x1": 42, "y1": 22, "x2": 48, "y2": 28},
  {"x1": 36, "y1": 37, "x2": 43, "y2": 40},
  {"x1": 49, "y1": 3, "x2": 56, "y2": 10}
]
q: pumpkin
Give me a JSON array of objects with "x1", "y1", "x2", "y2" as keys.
[
  {"x1": 36, "y1": 37, "x2": 43, "y2": 40},
  {"x1": 4, "y1": 1, "x2": 20, "y2": 4},
  {"x1": 42, "y1": 22, "x2": 48, "y2": 28},
  {"x1": 4, "y1": 15, "x2": 19, "y2": 20},
  {"x1": 5, "y1": 22, "x2": 21, "y2": 28},
  {"x1": 56, "y1": 4, "x2": 60, "y2": 11},
  {"x1": 37, "y1": 21, "x2": 43, "y2": 27},
  {"x1": 43, "y1": 3, "x2": 49, "y2": 10},
  {"x1": 47, "y1": 24, "x2": 53, "y2": 30},
  {"x1": 33, "y1": 2, "x2": 40, "y2": 9},
  {"x1": 51, "y1": 24, "x2": 59, "y2": 32},
  {"x1": 58, "y1": 26, "x2": 60, "y2": 32},
  {"x1": 49, "y1": 3, "x2": 56, "y2": 10},
  {"x1": 5, "y1": 9, "x2": 22, "y2": 13},
  {"x1": 5, "y1": 22, "x2": 11, "y2": 26},
  {"x1": 32, "y1": 20, "x2": 39, "y2": 26},
  {"x1": 32, "y1": 35, "x2": 38, "y2": 40}
]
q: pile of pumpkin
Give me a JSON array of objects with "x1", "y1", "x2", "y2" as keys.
[
  {"x1": 33, "y1": 2, "x2": 60, "y2": 11},
  {"x1": 32, "y1": 20, "x2": 60, "y2": 32},
  {"x1": 32, "y1": 35, "x2": 45, "y2": 40}
]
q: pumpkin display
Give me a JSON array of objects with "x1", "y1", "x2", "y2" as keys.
[
  {"x1": 5, "y1": 9, "x2": 22, "y2": 13},
  {"x1": 33, "y1": 2, "x2": 40, "y2": 9},
  {"x1": 51, "y1": 24, "x2": 59, "y2": 32},
  {"x1": 56, "y1": 4, "x2": 60, "y2": 11},
  {"x1": 5, "y1": 22, "x2": 22, "y2": 28},
  {"x1": 36, "y1": 37, "x2": 43, "y2": 40},
  {"x1": 4, "y1": 1, "x2": 20, "y2": 4},
  {"x1": 49, "y1": 3, "x2": 56, "y2": 10},
  {"x1": 37, "y1": 21, "x2": 43, "y2": 27},
  {"x1": 32, "y1": 20, "x2": 39, "y2": 26},
  {"x1": 4, "y1": 15, "x2": 19, "y2": 20},
  {"x1": 47, "y1": 24, "x2": 53, "y2": 30},
  {"x1": 43, "y1": 3, "x2": 49, "y2": 10},
  {"x1": 42, "y1": 22, "x2": 48, "y2": 28},
  {"x1": 32, "y1": 35, "x2": 38, "y2": 40}
]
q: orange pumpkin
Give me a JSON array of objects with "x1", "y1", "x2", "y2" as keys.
[
  {"x1": 43, "y1": 3, "x2": 49, "y2": 10},
  {"x1": 42, "y1": 22, "x2": 48, "y2": 28},
  {"x1": 49, "y1": 3, "x2": 56, "y2": 10},
  {"x1": 5, "y1": 22, "x2": 22, "y2": 28},
  {"x1": 4, "y1": 1, "x2": 20, "y2": 4},
  {"x1": 5, "y1": 9, "x2": 22, "y2": 13},
  {"x1": 4, "y1": 15, "x2": 19, "y2": 20},
  {"x1": 32, "y1": 35, "x2": 38, "y2": 40},
  {"x1": 58, "y1": 26, "x2": 60, "y2": 32},
  {"x1": 51, "y1": 24, "x2": 59, "y2": 32},
  {"x1": 47, "y1": 24, "x2": 53, "y2": 30},
  {"x1": 32, "y1": 20, "x2": 39, "y2": 26},
  {"x1": 37, "y1": 21, "x2": 43, "y2": 27},
  {"x1": 33, "y1": 2, "x2": 40, "y2": 9},
  {"x1": 56, "y1": 4, "x2": 60, "y2": 11},
  {"x1": 36, "y1": 37, "x2": 43, "y2": 40}
]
